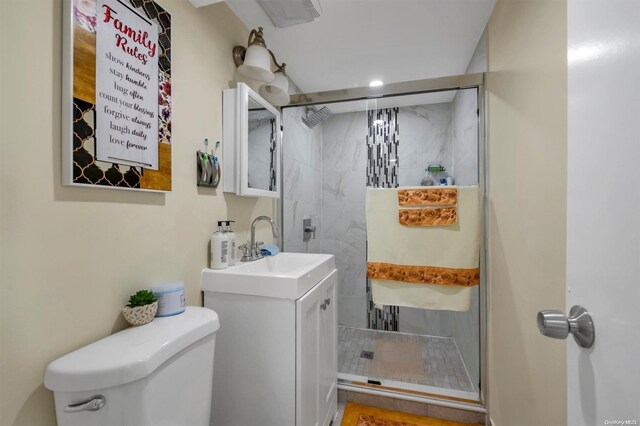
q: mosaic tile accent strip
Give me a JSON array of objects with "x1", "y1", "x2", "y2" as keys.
[
  {"x1": 367, "y1": 293, "x2": 399, "y2": 332},
  {"x1": 398, "y1": 207, "x2": 458, "y2": 227},
  {"x1": 398, "y1": 188, "x2": 458, "y2": 207},
  {"x1": 367, "y1": 108, "x2": 399, "y2": 188},
  {"x1": 338, "y1": 326, "x2": 475, "y2": 392},
  {"x1": 366, "y1": 108, "x2": 400, "y2": 331},
  {"x1": 269, "y1": 118, "x2": 277, "y2": 191},
  {"x1": 367, "y1": 262, "x2": 480, "y2": 287}
]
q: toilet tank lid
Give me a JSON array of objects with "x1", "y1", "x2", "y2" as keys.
[{"x1": 44, "y1": 306, "x2": 219, "y2": 392}]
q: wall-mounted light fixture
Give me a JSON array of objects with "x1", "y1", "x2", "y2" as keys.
[{"x1": 233, "y1": 27, "x2": 290, "y2": 107}]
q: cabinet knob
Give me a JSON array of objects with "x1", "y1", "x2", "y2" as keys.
[{"x1": 320, "y1": 298, "x2": 330, "y2": 311}]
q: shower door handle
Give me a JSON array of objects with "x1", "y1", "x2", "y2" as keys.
[{"x1": 537, "y1": 305, "x2": 595, "y2": 348}]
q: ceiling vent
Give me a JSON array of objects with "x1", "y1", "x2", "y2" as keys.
[{"x1": 256, "y1": 0, "x2": 321, "y2": 28}]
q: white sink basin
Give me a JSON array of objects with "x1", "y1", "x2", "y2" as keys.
[{"x1": 201, "y1": 252, "x2": 336, "y2": 300}]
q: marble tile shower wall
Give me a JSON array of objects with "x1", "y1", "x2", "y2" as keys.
[
  {"x1": 398, "y1": 104, "x2": 453, "y2": 186},
  {"x1": 247, "y1": 119, "x2": 274, "y2": 190},
  {"x1": 321, "y1": 105, "x2": 454, "y2": 334},
  {"x1": 322, "y1": 112, "x2": 368, "y2": 328},
  {"x1": 282, "y1": 107, "x2": 323, "y2": 254}
]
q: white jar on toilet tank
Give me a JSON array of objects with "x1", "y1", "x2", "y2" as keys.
[{"x1": 152, "y1": 281, "x2": 186, "y2": 317}]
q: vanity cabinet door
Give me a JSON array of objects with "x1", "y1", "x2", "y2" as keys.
[
  {"x1": 296, "y1": 278, "x2": 322, "y2": 426},
  {"x1": 296, "y1": 269, "x2": 338, "y2": 426},
  {"x1": 319, "y1": 272, "x2": 338, "y2": 426}
]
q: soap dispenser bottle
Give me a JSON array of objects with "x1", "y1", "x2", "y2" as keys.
[
  {"x1": 211, "y1": 221, "x2": 229, "y2": 269},
  {"x1": 225, "y1": 221, "x2": 237, "y2": 266}
]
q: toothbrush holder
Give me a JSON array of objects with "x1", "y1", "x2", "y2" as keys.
[{"x1": 196, "y1": 150, "x2": 220, "y2": 188}]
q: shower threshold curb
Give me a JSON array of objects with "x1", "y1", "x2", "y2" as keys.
[{"x1": 337, "y1": 379, "x2": 485, "y2": 413}]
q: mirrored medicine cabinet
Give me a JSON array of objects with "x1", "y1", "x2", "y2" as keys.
[{"x1": 223, "y1": 83, "x2": 280, "y2": 198}]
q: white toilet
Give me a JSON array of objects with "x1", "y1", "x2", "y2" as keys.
[{"x1": 44, "y1": 306, "x2": 219, "y2": 426}]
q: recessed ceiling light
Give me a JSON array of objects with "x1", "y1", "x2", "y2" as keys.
[{"x1": 369, "y1": 80, "x2": 384, "y2": 87}]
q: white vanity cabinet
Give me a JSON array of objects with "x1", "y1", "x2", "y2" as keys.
[{"x1": 202, "y1": 256, "x2": 337, "y2": 426}]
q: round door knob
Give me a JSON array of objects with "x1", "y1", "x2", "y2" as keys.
[
  {"x1": 537, "y1": 305, "x2": 595, "y2": 348},
  {"x1": 537, "y1": 310, "x2": 569, "y2": 339}
]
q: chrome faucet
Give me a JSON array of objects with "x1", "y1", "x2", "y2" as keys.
[{"x1": 239, "y1": 216, "x2": 279, "y2": 262}]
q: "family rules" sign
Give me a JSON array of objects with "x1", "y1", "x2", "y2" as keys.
[{"x1": 95, "y1": 0, "x2": 159, "y2": 169}]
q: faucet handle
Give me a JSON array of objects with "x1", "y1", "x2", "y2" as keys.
[
  {"x1": 303, "y1": 218, "x2": 316, "y2": 240},
  {"x1": 304, "y1": 225, "x2": 316, "y2": 239},
  {"x1": 253, "y1": 241, "x2": 264, "y2": 259},
  {"x1": 238, "y1": 243, "x2": 252, "y2": 262}
]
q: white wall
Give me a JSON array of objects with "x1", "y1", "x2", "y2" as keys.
[
  {"x1": 0, "y1": 1, "x2": 274, "y2": 424},
  {"x1": 486, "y1": 0, "x2": 567, "y2": 423}
]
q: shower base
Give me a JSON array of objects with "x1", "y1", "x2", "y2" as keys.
[{"x1": 337, "y1": 326, "x2": 476, "y2": 398}]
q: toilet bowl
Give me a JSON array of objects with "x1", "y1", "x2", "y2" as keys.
[{"x1": 44, "y1": 306, "x2": 219, "y2": 426}]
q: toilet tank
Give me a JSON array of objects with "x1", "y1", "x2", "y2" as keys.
[{"x1": 44, "y1": 307, "x2": 219, "y2": 426}]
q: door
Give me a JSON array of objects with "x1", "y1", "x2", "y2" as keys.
[{"x1": 566, "y1": 0, "x2": 640, "y2": 423}]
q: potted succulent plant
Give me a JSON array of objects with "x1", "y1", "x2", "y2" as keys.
[{"x1": 122, "y1": 290, "x2": 158, "y2": 326}]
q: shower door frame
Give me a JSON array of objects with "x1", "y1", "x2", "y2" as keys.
[{"x1": 278, "y1": 72, "x2": 488, "y2": 413}]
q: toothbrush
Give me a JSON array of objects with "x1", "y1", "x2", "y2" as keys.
[
  {"x1": 212, "y1": 142, "x2": 221, "y2": 187},
  {"x1": 200, "y1": 139, "x2": 209, "y2": 184},
  {"x1": 213, "y1": 140, "x2": 220, "y2": 159},
  {"x1": 212, "y1": 141, "x2": 221, "y2": 167}
]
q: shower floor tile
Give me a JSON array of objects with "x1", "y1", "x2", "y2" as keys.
[{"x1": 337, "y1": 326, "x2": 475, "y2": 393}]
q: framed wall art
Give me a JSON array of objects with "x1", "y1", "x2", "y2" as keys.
[{"x1": 62, "y1": 0, "x2": 172, "y2": 191}]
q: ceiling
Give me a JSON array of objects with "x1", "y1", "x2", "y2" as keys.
[{"x1": 222, "y1": 0, "x2": 495, "y2": 94}]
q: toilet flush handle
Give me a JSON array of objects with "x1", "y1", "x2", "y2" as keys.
[{"x1": 63, "y1": 395, "x2": 106, "y2": 413}]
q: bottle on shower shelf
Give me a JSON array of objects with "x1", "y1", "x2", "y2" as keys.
[
  {"x1": 421, "y1": 172, "x2": 436, "y2": 186},
  {"x1": 421, "y1": 165, "x2": 439, "y2": 186},
  {"x1": 422, "y1": 162, "x2": 447, "y2": 186}
]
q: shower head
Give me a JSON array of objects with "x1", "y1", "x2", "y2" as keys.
[{"x1": 302, "y1": 107, "x2": 333, "y2": 128}]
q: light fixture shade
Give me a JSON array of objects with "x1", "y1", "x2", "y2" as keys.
[
  {"x1": 259, "y1": 71, "x2": 290, "y2": 106},
  {"x1": 237, "y1": 44, "x2": 274, "y2": 83}
]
